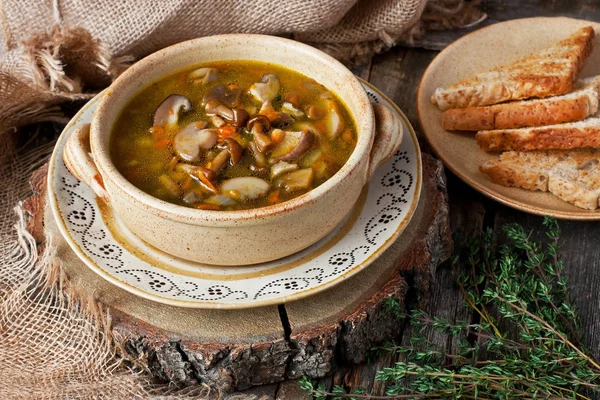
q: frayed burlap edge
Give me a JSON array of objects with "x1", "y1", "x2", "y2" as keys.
[{"x1": 0, "y1": 24, "x2": 132, "y2": 133}]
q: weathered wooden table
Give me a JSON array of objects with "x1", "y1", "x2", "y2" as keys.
[{"x1": 232, "y1": 1, "x2": 600, "y2": 398}]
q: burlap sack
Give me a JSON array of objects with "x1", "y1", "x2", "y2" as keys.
[{"x1": 0, "y1": 1, "x2": 485, "y2": 398}]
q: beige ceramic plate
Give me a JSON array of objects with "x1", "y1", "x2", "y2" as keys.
[
  {"x1": 418, "y1": 17, "x2": 600, "y2": 220},
  {"x1": 48, "y1": 81, "x2": 422, "y2": 309}
]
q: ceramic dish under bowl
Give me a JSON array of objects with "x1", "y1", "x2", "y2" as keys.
[
  {"x1": 49, "y1": 82, "x2": 421, "y2": 309},
  {"x1": 418, "y1": 17, "x2": 600, "y2": 220},
  {"x1": 63, "y1": 34, "x2": 403, "y2": 265}
]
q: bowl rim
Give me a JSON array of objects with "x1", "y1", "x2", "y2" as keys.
[{"x1": 90, "y1": 33, "x2": 375, "y2": 224}]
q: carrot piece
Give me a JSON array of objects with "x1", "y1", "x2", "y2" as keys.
[
  {"x1": 194, "y1": 203, "x2": 220, "y2": 210},
  {"x1": 153, "y1": 138, "x2": 171, "y2": 148},
  {"x1": 267, "y1": 190, "x2": 280, "y2": 204},
  {"x1": 197, "y1": 172, "x2": 220, "y2": 194},
  {"x1": 218, "y1": 125, "x2": 236, "y2": 138}
]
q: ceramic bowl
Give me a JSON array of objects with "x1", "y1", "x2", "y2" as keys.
[{"x1": 63, "y1": 34, "x2": 403, "y2": 265}]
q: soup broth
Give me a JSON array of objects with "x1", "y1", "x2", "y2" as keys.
[{"x1": 110, "y1": 61, "x2": 357, "y2": 211}]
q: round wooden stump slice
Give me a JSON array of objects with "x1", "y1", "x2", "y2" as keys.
[{"x1": 24, "y1": 153, "x2": 451, "y2": 391}]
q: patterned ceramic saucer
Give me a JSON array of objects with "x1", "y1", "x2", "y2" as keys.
[{"x1": 48, "y1": 81, "x2": 422, "y2": 309}]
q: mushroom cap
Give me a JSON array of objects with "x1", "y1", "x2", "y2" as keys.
[
  {"x1": 271, "y1": 130, "x2": 315, "y2": 162},
  {"x1": 188, "y1": 67, "x2": 218, "y2": 84},
  {"x1": 247, "y1": 115, "x2": 272, "y2": 132},
  {"x1": 173, "y1": 123, "x2": 218, "y2": 162},
  {"x1": 249, "y1": 74, "x2": 280, "y2": 103},
  {"x1": 221, "y1": 177, "x2": 271, "y2": 201},
  {"x1": 325, "y1": 99, "x2": 344, "y2": 139},
  {"x1": 202, "y1": 84, "x2": 242, "y2": 108},
  {"x1": 153, "y1": 94, "x2": 192, "y2": 127}
]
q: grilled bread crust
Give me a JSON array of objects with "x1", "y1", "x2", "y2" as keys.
[
  {"x1": 442, "y1": 77, "x2": 600, "y2": 131},
  {"x1": 431, "y1": 26, "x2": 595, "y2": 111},
  {"x1": 476, "y1": 117, "x2": 600, "y2": 152}
]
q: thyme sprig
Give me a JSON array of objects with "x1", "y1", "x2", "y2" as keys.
[{"x1": 300, "y1": 217, "x2": 600, "y2": 399}]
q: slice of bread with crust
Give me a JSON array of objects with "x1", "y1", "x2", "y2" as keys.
[
  {"x1": 431, "y1": 26, "x2": 595, "y2": 111},
  {"x1": 476, "y1": 115, "x2": 600, "y2": 152},
  {"x1": 442, "y1": 76, "x2": 600, "y2": 131},
  {"x1": 480, "y1": 150, "x2": 600, "y2": 209}
]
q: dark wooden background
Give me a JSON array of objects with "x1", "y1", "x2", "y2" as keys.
[{"x1": 232, "y1": 1, "x2": 600, "y2": 398}]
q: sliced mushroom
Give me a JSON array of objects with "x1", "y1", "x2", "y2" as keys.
[
  {"x1": 188, "y1": 67, "x2": 218, "y2": 85},
  {"x1": 270, "y1": 130, "x2": 301, "y2": 158},
  {"x1": 177, "y1": 164, "x2": 219, "y2": 194},
  {"x1": 210, "y1": 115, "x2": 226, "y2": 128},
  {"x1": 271, "y1": 113, "x2": 294, "y2": 128},
  {"x1": 221, "y1": 138, "x2": 243, "y2": 165},
  {"x1": 173, "y1": 123, "x2": 218, "y2": 162},
  {"x1": 206, "y1": 101, "x2": 249, "y2": 128},
  {"x1": 230, "y1": 108, "x2": 250, "y2": 128},
  {"x1": 176, "y1": 163, "x2": 217, "y2": 181},
  {"x1": 202, "y1": 84, "x2": 242, "y2": 108},
  {"x1": 272, "y1": 130, "x2": 315, "y2": 162},
  {"x1": 153, "y1": 95, "x2": 192, "y2": 127},
  {"x1": 247, "y1": 115, "x2": 273, "y2": 152},
  {"x1": 249, "y1": 74, "x2": 280, "y2": 103},
  {"x1": 205, "y1": 100, "x2": 234, "y2": 120},
  {"x1": 209, "y1": 149, "x2": 231, "y2": 173},
  {"x1": 259, "y1": 101, "x2": 293, "y2": 128},
  {"x1": 221, "y1": 177, "x2": 271, "y2": 201},
  {"x1": 259, "y1": 101, "x2": 276, "y2": 117},
  {"x1": 276, "y1": 168, "x2": 314, "y2": 192},
  {"x1": 270, "y1": 161, "x2": 299, "y2": 179},
  {"x1": 248, "y1": 141, "x2": 267, "y2": 167},
  {"x1": 281, "y1": 102, "x2": 304, "y2": 118},
  {"x1": 324, "y1": 99, "x2": 344, "y2": 139}
]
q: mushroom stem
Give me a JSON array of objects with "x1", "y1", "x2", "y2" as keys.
[
  {"x1": 208, "y1": 149, "x2": 231, "y2": 172},
  {"x1": 247, "y1": 115, "x2": 273, "y2": 152},
  {"x1": 248, "y1": 141, "x2": 268, "y2": 167}
]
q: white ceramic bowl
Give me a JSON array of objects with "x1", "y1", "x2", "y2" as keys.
[{"x1": 63, "y1": 34, "x2": 403, "y2": 265}]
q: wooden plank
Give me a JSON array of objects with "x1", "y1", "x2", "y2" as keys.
[
  {"x1": 369, "y1": 48, "x2": 438, "y2": 131},
  {"x1": 406, "y1": 0, "x2": 600, "y2": 51},
  {"x1": 493, "y1": 207, "x2": 600, "y2": 362}
]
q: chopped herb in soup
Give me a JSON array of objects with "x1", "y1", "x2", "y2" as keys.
[{"x1": 110, "y1": 61, "x2": 357, "y2": 211}]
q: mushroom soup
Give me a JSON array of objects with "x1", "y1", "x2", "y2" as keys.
[{"x1": 110, "y1": 61, "x2": 357, "y2": 210}]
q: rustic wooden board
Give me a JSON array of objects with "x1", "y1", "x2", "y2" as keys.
[{"x1": 24, "y1": 152, "x2": 451, "y2": 392}]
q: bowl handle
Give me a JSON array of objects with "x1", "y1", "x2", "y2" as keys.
[
  {"x1": 63, "y1": 123, "x2": 110, "y2": 202},
  {"x1": 367, "y1": 103, "x2": 403, "y2": 180}
]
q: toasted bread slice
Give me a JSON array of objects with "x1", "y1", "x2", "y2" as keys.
[
  {"x1": 431, "y1": 26, "x2": 595, "y2": 111},
  {"x1": 480, "y1": 150, "x2": 600, "y2": 209},
  {"x1": 442, "y1": 76, "x2": 600, "y2": 131},
  {"x1": 476, "y1": 115, "x2": 600, "y2": 152}
]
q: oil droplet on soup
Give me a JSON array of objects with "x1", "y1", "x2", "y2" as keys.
[{"x1": 110, "y1": 61, "x2": 357, "y2": 211}]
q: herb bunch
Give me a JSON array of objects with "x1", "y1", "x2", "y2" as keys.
[{"x1": 300, "y1": 217, "x2": 600, "y2": 399}]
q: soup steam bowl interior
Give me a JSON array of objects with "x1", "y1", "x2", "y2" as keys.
[{"x1": 63, "y1": 34, "x2": 402, "y2": 265}]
